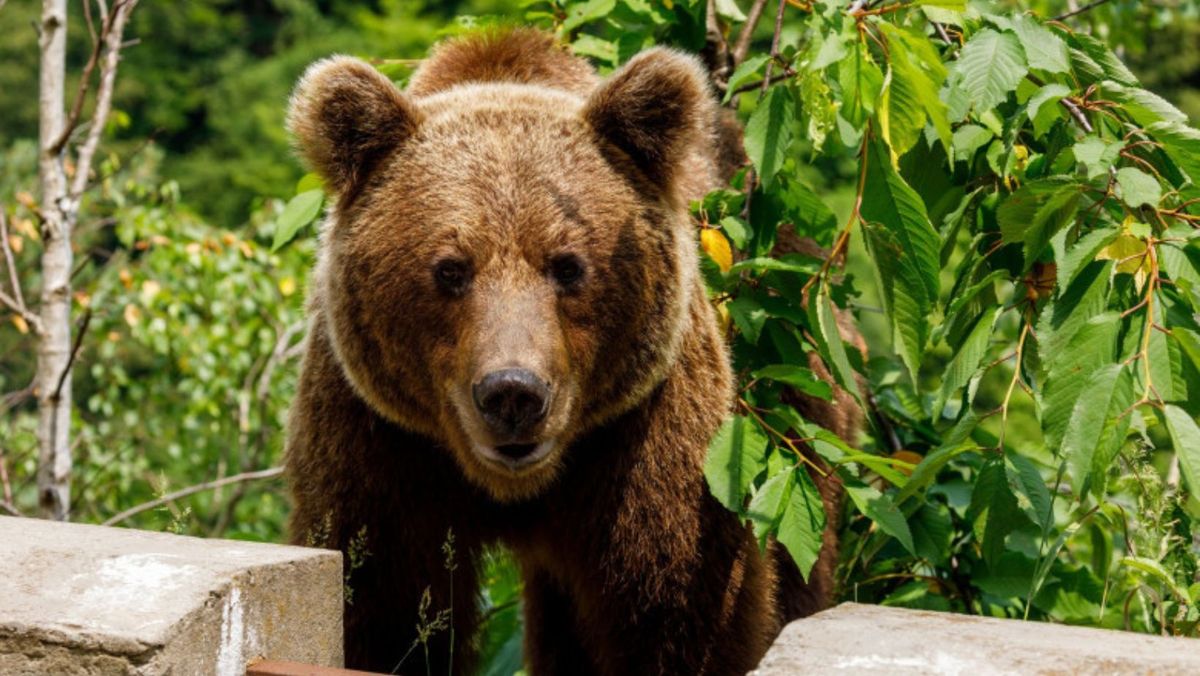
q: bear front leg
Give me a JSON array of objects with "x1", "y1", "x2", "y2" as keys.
[
  {"x1": 520, "y1": 567, "x2": 599, "y2": 676},
  {"x1": 286, "y1": 319, "x2": 487, "y2": 675}
]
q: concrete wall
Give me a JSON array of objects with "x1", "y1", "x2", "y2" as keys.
[
  {"x1": 755, "y1": 602, "x2": 1200, "y2": 675},
  {"x1": 0, "y1": 516, "x2": 342, "y2": 675}
]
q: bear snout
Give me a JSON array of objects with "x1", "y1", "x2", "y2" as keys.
[{"x1": 472, "y1": 367, "x2": 550, "y2": 440}]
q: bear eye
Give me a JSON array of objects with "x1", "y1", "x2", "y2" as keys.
[
  {"x1": 549, "y1": 254, "x2": 585, "y2": 289},
  {"x1": 434, "y1": 259, "x2": 472, "y2": 295}
]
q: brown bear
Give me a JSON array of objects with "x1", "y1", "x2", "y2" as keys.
[{"x1": 284, "y1": 28, "x2": 854, "y2": 675}]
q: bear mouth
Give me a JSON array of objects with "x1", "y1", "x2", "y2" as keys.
[{"x1": 474, "y1": 439, "x2": 557, "y2": 473}]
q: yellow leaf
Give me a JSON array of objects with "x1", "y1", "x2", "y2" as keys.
[
  {"x1": 701, "y1": 228, "x2": 733, "y2": 272},
  {"x1": 11, "y1": 314, "x2": 29, "y2": 334},
  {"x1": 7, "y1": 234, "x2": 22, "y2": 254},
  {"x1": 140, "y1": 280, "x2": 161, "y2": 303},
  {"x1": 1097, "y1": 232, "x2": 1149, "y2": 288},
  {"x1": 278, "y1": 277, "x2": 297, "y2": 297},
  {"x1": 890, "y1": 450, "x2": 923, "y2": 477},
  {"x1": 118, "y1": 268, "x2": 133, "y2": 289},
  {"x1": 123, "y1": 303, "x2": 141, "y2": 327}
]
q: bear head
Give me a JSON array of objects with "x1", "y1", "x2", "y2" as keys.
[{"x1": 288, "y1": 44, "x2": 714, "y2": 501}]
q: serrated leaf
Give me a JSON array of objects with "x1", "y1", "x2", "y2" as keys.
[
  {"x1": 777, "y1": 468, "x2": 827, "y2": 579},
  {"x1": 860, "y1": 136, "x2": 941, "y2": 384},
  {"x1": 910, "y1": 502, "x2": 953, "y2": 565},
  {"x1": 1102, "y1": 81, "x2": 1188, "y2": 128},
  {"x1": 1010, "y1": 15, "x2": 1069, "y2": 74},
  {"x1": 272, "y1": 189, "x2": 324, "y2": 251},
  {"x1": 1116, "y1": 167, "x2": 1162, "y2": 208},
  {"x1": 1073, "y1": 136, "x2": 1121, "y2": 179},
  {"x1": 562, "y1": 0, "x2": 616, "y2": 31},
  {"x1": 997, "y1": 179, "x2": 1082, "y2": 267},
  {"x1": 722, "y1": 55, "x2": 769, "y2": 103},
  {"x1": 952, "y1": 124, "x2": 993, "y2": 162},
  {"x1": 846, "y1": 480, "x2": 916, "y2": 555},
  {"x1": 810, "y1": 286, "x2": 862, "y2": 401},
  {"x1": 1163, "y1": 405, "x2": 1200, "y2": 497},
  {"x1": 1061, "y1": 363, "x2": 1124, "y2": 494},
  {"x1": 1007, "y1": 454, "x2": 1053, "y2": 533},
  {"x1": 1148, "y1": 122, "x2": 1200, "y2": 185},
  {"x1": 1041, "y1": 312, "x2": 1120, "y2": 452},
  {"x1": 1069, "y1": 34, "x2": 1138, "y2": 86},
  {"x1": 898, "y1": 442, "x2": 973, "y2": 502},
  {"x1": 838, "y1": 43, "x2": 883, "y2": 127},
  {"x1": 704, "y1": 415, "x2": 769, "y2": 511},
  {"x1": 1057, "y1": 227, "x2": 1119, "y2": 292},
  {"x1": 744, "y1": 86, "x2": 795, "y2": 188},
  {"x1": 879, "y1": 25, "x2": 952, "y2": 155},
  {"x1": 968, "y1": 458, "x2": 1023, "y2": 566},
  {"x1": 728, "y1": 255, "x2": 820, "y2": 276},
  {"x1": 728, "y1": 296, "x2": 767, "y2": 344},
  {"x1": 935, "y1": 306, "x2": 998, "y2": 418},
  {"x1": 752, "y1": 365, "x2": 833, "y2": 401},
  {"x1": 747, "y1": 467, "x2": 792, "y2": 545},
  {"x1": 1027, "y1": 83, "x2": 1070, "y2": 137},
  {"x1": 956, "y1": 29, "x2": 1028, "y2": 111}
]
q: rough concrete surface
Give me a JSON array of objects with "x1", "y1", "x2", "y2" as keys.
[
  {"x1": 754, "y1": 602, "x2": 1200, "y2": 675},
  {"x1": 0, "y1": 515, "x2": 342, "y2": 675}
]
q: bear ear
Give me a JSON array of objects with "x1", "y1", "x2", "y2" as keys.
[
  {"x1": 582, "y1": 48, "x2": 710, "y2": 188},
  {"x1": 287, "y1": 56, "x2": 422, "y2": 194}
]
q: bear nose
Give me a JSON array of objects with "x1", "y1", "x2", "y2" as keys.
[{"x1": 472, "y1": 368, "x2": 550, "y2": 438}]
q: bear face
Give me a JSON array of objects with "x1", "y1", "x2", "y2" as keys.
[{"x1": 289, "y1": 49, "x2": 717, "y2": 501}]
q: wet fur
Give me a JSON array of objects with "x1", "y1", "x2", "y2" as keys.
[{"x1": 285, "y1": 28, "x2": 858, "y2": 675}]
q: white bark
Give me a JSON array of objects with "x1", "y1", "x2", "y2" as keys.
[
  {"x1": 37, "y1": 0, "x2": 72, "y2": 521},
  {"x1": 35, "y1": 0, "x2": 137, "y2": 520}
]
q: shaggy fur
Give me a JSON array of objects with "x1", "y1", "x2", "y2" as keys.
[{"x1": 285, "y1": 28, "x2": 859, "y2": 675}]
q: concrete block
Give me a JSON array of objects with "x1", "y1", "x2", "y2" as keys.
[
  {"x1": 0, "y1": 516, "x2": 342, "y2": 675},
  {"x1": 754, "y1": 603, "x2": 1200, "y2": 675}
]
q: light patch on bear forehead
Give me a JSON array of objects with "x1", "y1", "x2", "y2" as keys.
[{"x1": 416, "y1": 82, "x2": 586, "y2": 125}]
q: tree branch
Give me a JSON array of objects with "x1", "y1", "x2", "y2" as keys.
[
  {"x1": 102, "y1": 467, "x2": 285, "y2": 527},
  {"x1": 51, "y1": 306, "x2": 91, "y2": 401},
  {"x1": 0, "y1": 206, "x2": 42, "y2": 335},
  {"x1": 731, "y1": 0, "x2": 770, "y2": 68},
  {"x1": 1054, "y1": 0, "x2": 1112, "y2": 21},
  {"x1": 67, "y1": 0, "x2": 137, "y2": 202}
]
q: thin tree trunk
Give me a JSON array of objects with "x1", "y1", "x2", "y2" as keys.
[{"x1": 36, "y1": 0, "x2": 71, "y2": 521}]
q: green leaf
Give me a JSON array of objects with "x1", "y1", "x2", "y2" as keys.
[
  {"x1": 1073, "y1": 136, "x2": 1122, "y2": 179},
  {"x1": 1057, "y1": 226, "x2": 1119, "y2": 292},
  {"x1": 860, "y1": 136, "x2": 941, "y2": 384},
  {"x1": 952, "y1": 124, "x2": 993, "y2": 162},
  {"x1": 879, "y1": 25, "x2": 952, "y2": 155},
  {"x1": 897, "y1": 441, "x2": 973, "y2": 502},
  {"x1": 752, "y1": 365, "x2": 833, "y2": 401},
  {"x1": 719, "y1": 215, "x2": 750, "y2": 250},
  {"x1": 956, "y1": 29, "x2": 1028, "y2": 111},
  {"x1": 1069, "y1": 34, "x2": 1138, "y2": 86},
  {"x1": 810, "y1": 286, "x2": 862, "y2": 401},
  {"x1": 1102, "y1": 81, "x2": 1188, "y2": 128},
  {"x1": 272, "y1": 189, "x2": 324, "y2": 251},
  {"x1": 837, "y1": 43, "x2": 883, "y2": 127},
  {"x1": 714, "y1": 0, "x2": 746, "y2": 22},
  {"x1": 846, "y1": 480, "x2": 916, "y2": 555},
  {"x1": 1007, "y1": 454, "x2": 1053, "y2": 533},
  {"x1": 997, "y1": 178, "x2": 1082, "y2": 268},
  {"x1": 777, "y1": 468, "x2": 828, "y2": 579},
  {"x1": 1061, "y1": 363, "x2": 1124, "y2": 494},
  {"x1": 747, "y1": 467, "x2": 792, "y2": 545},
  {"x1": 704, "y1": 415, "x2": 769, "y2": 511},
  {"x1": 570, "y1": 34, "x2": 617, "y2": 63},
  {"x1": 1010, "y1": 15, "x2": 1069, "y2": 74},
  {"x1": 910, "y1": 502, "x2": 953, "y2": 565},
  {"x1": 967, "y1": 458, "x2": 1023, "y2": 566},
  {"x1": 1027, "y1": 83, "x2": 1070, "y2": 137},
  {"x1": 728, "y1": 296, "x2": 767, "y2": 344},
  {"x1": 1116, "y1": 167, "x2": 1162, "y2": 208},
  {"x1": 744, "y1": 86, "x2": 795, "y2": 188},
  {"x1": 1123, "y1": 556, "x2": 1192, "y2": 603},
  {"x1": 722, "y1": 55, "x2": 769, "y2": 103},
  {"x1": 915, "y1": 0, "x2": 965, "y2": 9},
  {"x1": 562, "y1": 0, "x2": 616, "y2": 31},
  {"x1": 1148, "y1": 122, "x2": 1200, "y2": 186},
  {"x1": 977, "y1": 551, "x2": 1036, "y2": 598},
  {"x1": 1041, "y1": 312, "x2": 1120, "y2": 452},
  {"x1": 727, "y1": 254, "x2": 820, "y2": 276},
  {"x1": 935, "y1": 306, "x2": 998, "y2": 418},
  {"x1": 1163, "y1": 405, "x2": 1200, "y2": 497}
]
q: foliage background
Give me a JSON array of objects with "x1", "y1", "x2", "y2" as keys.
[{"x1": 2, "y1": 0, "x2": 1200, "y2": 674}]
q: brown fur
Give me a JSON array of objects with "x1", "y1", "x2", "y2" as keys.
[{"x1": 285, "y1": 28, "x2": 856, "y2": 675}]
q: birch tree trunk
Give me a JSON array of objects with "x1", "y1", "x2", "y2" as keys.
[
  {"x1": 33, "y1": 0, "x2": 137, "y2": 520},
  {"x1": 36, "y1": 0, "x2": 71, "y2": 521}
]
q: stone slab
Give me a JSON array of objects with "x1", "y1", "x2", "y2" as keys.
[
  {"x1": 754, "y1": 602, "x2": 1200, "y2": 676},
  {"x1": 0, "y1": 515, "x2": 342, "y2": 675}
]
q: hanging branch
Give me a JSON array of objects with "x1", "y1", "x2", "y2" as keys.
[
  {"x1": 1054, "y1": 0, "x2": 1113, "y2": 21},
  {"x1": 731, "y1": 0, "x2": 771, "y2": 67},
  {"x1": 102, "y1": 467, "x2": 285, "y2": 527}
]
